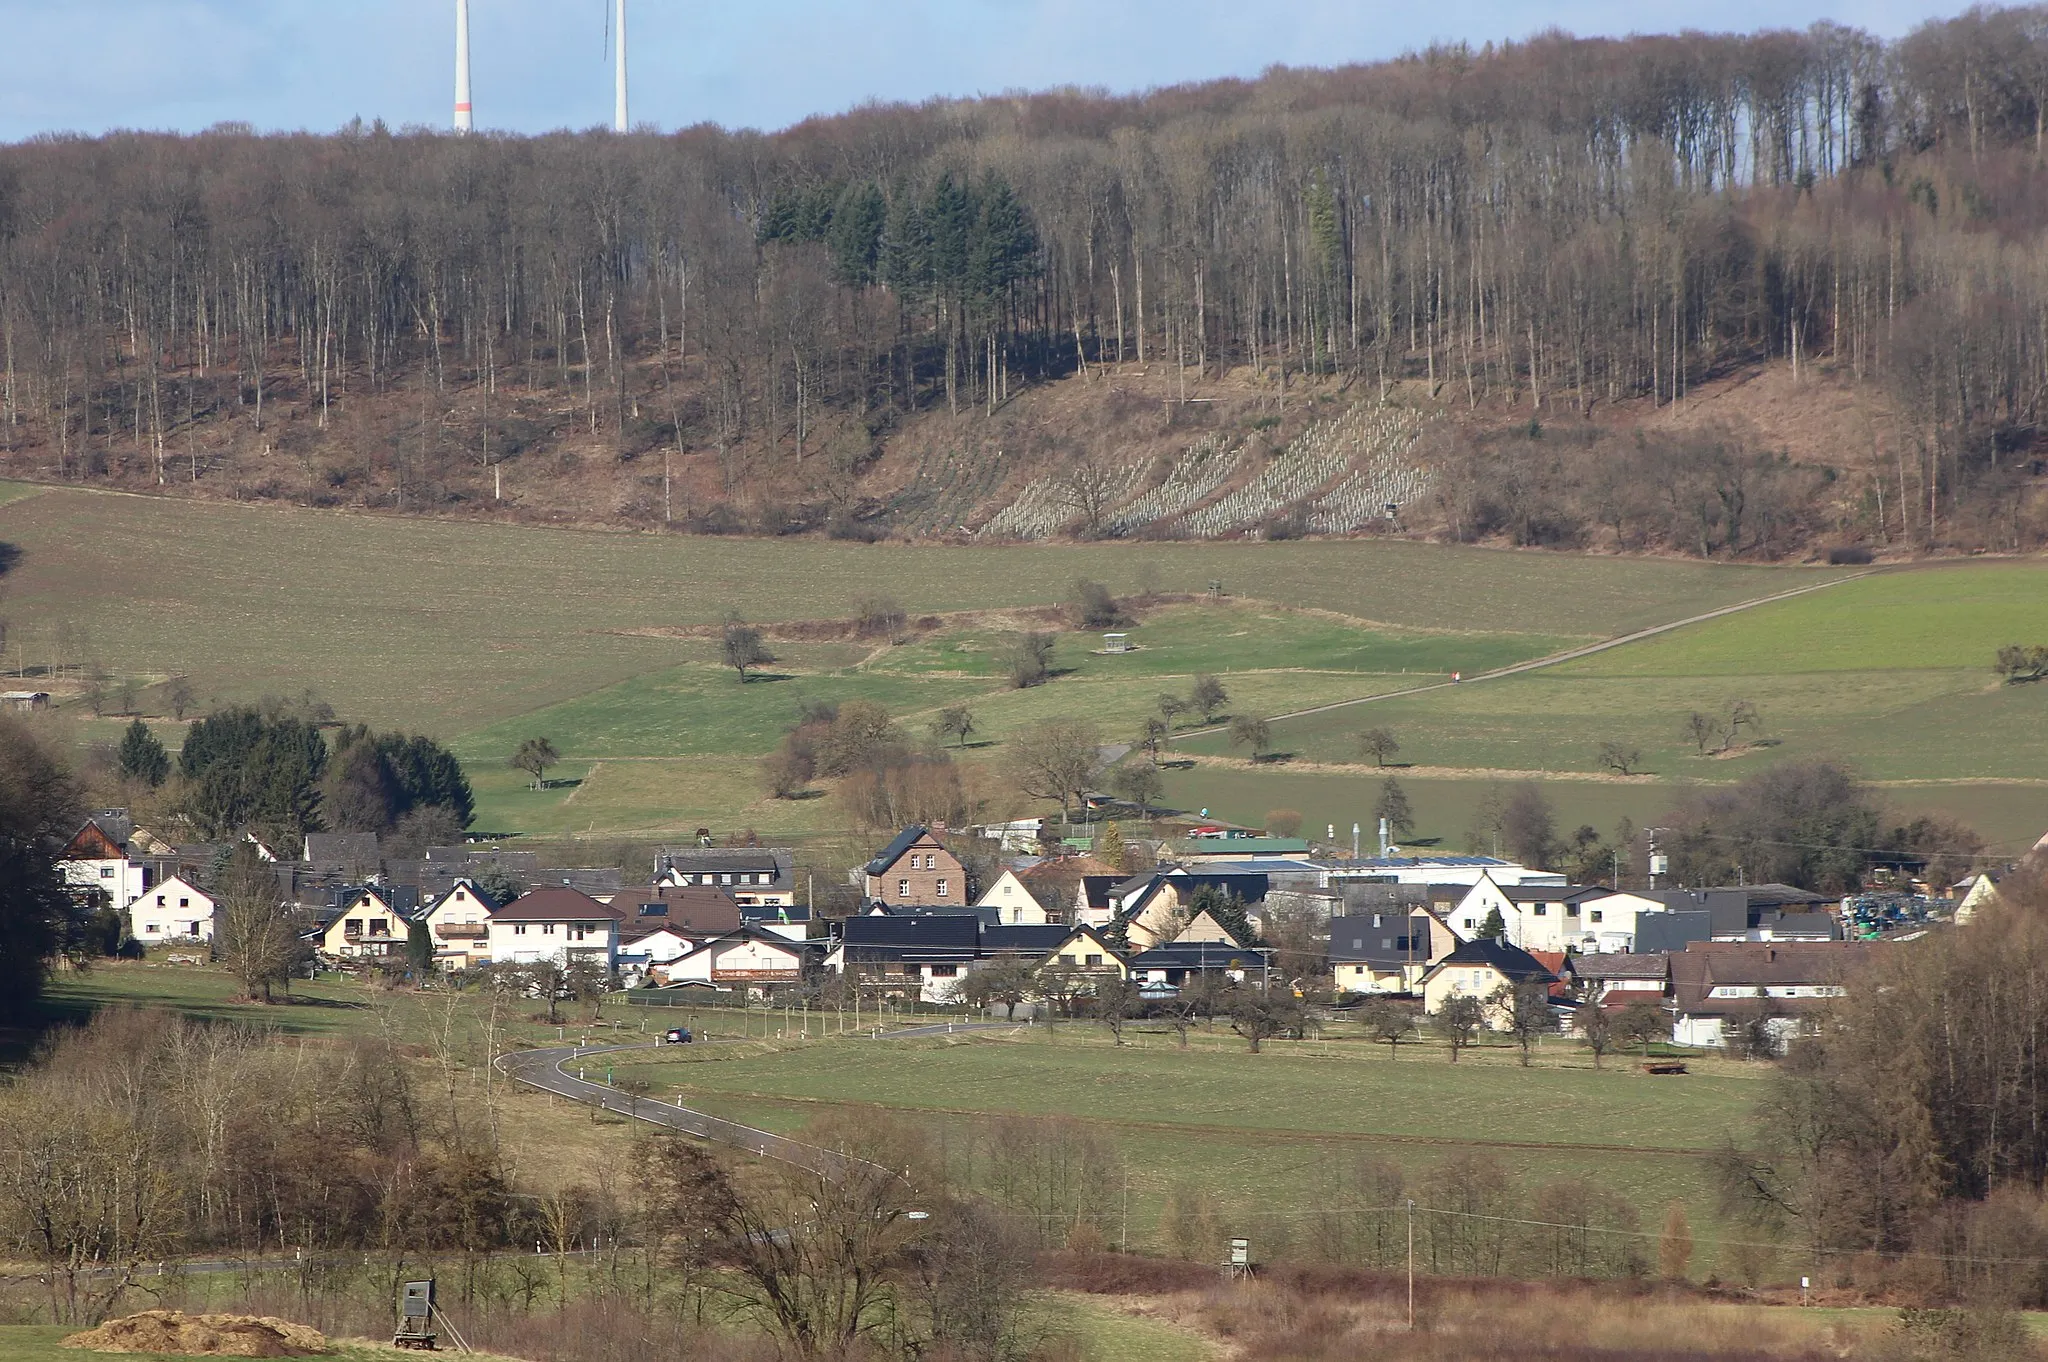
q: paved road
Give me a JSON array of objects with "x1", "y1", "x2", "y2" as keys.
[
  {"x1": 1175, "y1": 570, "x2": 1871, "y2": 739},
  {"x1": 497, "y1": 1041, "x2": 862, "y2": 1176}
]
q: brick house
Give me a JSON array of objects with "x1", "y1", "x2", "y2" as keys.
[{"x1": 862, "y1": 825, "x2": 965, "y2": 905}]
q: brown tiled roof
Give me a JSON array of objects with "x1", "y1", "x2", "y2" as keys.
[{"x1": 493, "y1": 886, "x2": 621, "y2": 923}]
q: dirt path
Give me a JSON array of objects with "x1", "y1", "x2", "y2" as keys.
[{"x1": 1174, "y1": 570, "x2": 1872, "y2": 739}]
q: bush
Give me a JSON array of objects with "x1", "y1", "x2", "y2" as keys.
[
  {"x1": 1068, "y1": 579, "x2": 1123, "y2": 629},
  {"x1": 1828, "y1": 545, "x2": 1876, "y2": 565}
]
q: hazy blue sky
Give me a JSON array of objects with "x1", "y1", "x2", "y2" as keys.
[{"x1": 0, "y1": 1, "x2": 1970, "y2": 143}]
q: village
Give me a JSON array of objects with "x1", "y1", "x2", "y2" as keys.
[{"x1": 57, "y1": 803, "x2": 2005, "y2": 1056}]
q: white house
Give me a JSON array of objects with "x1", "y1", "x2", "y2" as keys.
[
  {"x1": 486, "y1": 886, "x2": 621, "y2": 969},
  {"x1": 1323, "y1": 856, "x2": 1566, "y2": 890},
  {"x1": 59, "y1": 814, "x2": 151, "y2": 911},
  {"x1": 416, "y1": 879, "x2": 500, "y2": 970},
  {"x1": 663, "y1": 928, "x2": 807, "y2": 992},
  {"x1": 1449, "y1": 874, "x2": 1664, "y2": 953},
  {"x1": 130, "y1": 875, "x2": 217, "y2": 943},
  {"x1": 974, "y1": 870, "x2": 1050, "y2": 924},
  {"x1": 620, "y1": 926, "x2": 702, "y2": 986}
]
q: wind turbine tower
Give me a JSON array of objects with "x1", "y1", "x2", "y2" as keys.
[
  {"x1": 613, "y1": 0, "x2": 629, "y2": 132},
  {"x1": 453, "y1": 0, "x2": 474, "y2": 132}
]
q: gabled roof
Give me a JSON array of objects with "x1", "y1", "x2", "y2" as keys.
[
  {"x1": 422, "y1": 878, "x2": 503, "y2": 918},
  {"x1": 1568, "y1": 953, "x2": 1669, "y2": 981},
  {"x1": 493, "y1": 886, "x2": 622, "y2": 923},
  {"x1": 864, "y1": 825, "x2": 934, "y2": 876},
  {"x1": 980, "y1": 924, "x2": 1071, "y2": 955},
  {"x1": 304, "y1": 832, "x2": 382, "y2": 867},
  {"x1": 838, "y1": 912, "x2": 981, "y2": 959},
  {"x1": 1493, "y1": 884, "x2": 1612, "y2": 904},
  {"x1": 1128, "y1": 941, "x2": 1271, "y2": 970},
  {"x1": 1669, "y1": 942, "x2": 1876, "y2": 1013},
  {"x1": 1077, "y1": 875, "x2": 1123, "y2": 910},
  {"x1": 1424, "y1": 938, "x2": 1559, "y2": 986},
  {"x1": 63, "y1": 818, "x2": 129, "y2": 862},
  {"x1": 1328, "y1": 913, "x2": 1438, "y2": 967},
  {"x1": 649, "y1": 885, "x2": 744, "y2": 934}
]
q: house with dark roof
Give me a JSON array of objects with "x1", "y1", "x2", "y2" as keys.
[
  {"x1": 828, "y1": 911, "x2": 982, "y2": 1001},
  {"x1": 862, "y1": 826, "x2": 965, "y2": 906},
  {"x1": 318, "y1": 886, "x2": 410, "y2": 959},
  {"x1": 1564, "y1": 953, "x2": 1670, "y2": 1009},
  {"x1": 415, "y1": 878, "x2": 501, "y2": 970},
  {"x1": 1128, "y1": 940, "x2": 1271, "y2": 993},
  {"x1": 979, "y1": 923, "x2": 1072, "y2": 960},
  {"x1": 657, "y1": 847, "x2": 796, "y2": 906},
  {"x1": 485, "y1": 887, "x2": 622, "y2": 968},
  {"x1": 1328, "y1": 910, "x2": 1459, "y2": 995},
  {"x1": 1634, "y1": 886, "x2": 1837, "y2": 943},
  {"x1": 59, "y1": 811, "x2": 151, "y2": 910},
  {"x1": 1035, "y1": 924, "x2": 1131, "y2": 980},
  {"x1": 1419, "y1": 938, "x2": 1561, "y2": 1027},
  {"x1": 303, "y1": 832, "x2": 383, "y2": 879},
  {"x1": 642, "y1": 885, "x2": 745, "y2": 936},
  {"x1": 974, "y1": 869, "x2": 1052, "y2": 924},
  {"x1": 1668, "y1": 941, "x2": 1875, "y2": 1049}
]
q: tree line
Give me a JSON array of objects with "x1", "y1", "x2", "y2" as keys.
[{"x1": 6, "y1": 12, "x2": 2048, "y2": 546}]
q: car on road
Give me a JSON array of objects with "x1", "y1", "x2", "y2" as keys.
[{"x1": 662, "y1": 1026, "x2": 693, "y2": 1044}]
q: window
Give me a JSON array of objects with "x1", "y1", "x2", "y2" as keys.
[
  {"x1": 930, "y1": 964, "x2": 957, "y2": 978},
  {"x1": 1566, "y1": 904, "x2": 1580, "y2": 917},
  {"x1": 1531, "y1": 904, "x2": 1546, "y2": 916},
  {"x1": 1589, "y1": 910, "x2": 1604, "y2": 923},
  {"x1": 1462, "y1": 919, "x2": 1474, "y2": 930},
  {"x1": 99, "y1": 866, "x2": 114, "y2": 878},
  {"x1": 1059, "y1": 953, "x2": 1077, "y2": 965},
  {"x1": 144, "y1": 922, "x2": 159, "y2": 934},
  {"x1": 935, "y1": 878, "x2": 949, "y2": 897},
  {"x1": 1085, "y1": 953, "x2": 1103, "y2": 966},
  {"x1": 720, "y1": 873, "x2": 732, "y2": 885},
  {"x1": 1381, "y1": 938, "x2": 1393, "y2": 949},
  {"x1": 514, "y1": 924, "x2": 527, "y2": 936},
  {"x1": 898, "y1": 878, "x2": 910, "y2": 898},
  {"x1": 543, "y1": 924, "x2": 556, "y2": 935},
  {"x1": 179, "y1": 897, "x2": 190, "y2": 908}
]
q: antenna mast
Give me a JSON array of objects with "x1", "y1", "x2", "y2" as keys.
[
  {"x1": 613, "y1": 0, "x2": 629, "y2": 132},
  {"x1": 453, "y1": 0, "x2": 474, "y2": 132}
]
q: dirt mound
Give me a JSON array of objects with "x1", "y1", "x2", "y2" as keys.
[{"x1": 61, "y1": 1310, "x2": 329, "y2": 1356}]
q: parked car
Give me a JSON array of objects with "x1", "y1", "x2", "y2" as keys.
[{"x1": 662, "y1": 1026, "x2": 693, "y2": 1044}]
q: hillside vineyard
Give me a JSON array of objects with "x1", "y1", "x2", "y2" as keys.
[{"x1": 5, "y1": 11, "x2": 2048, "y2": 548}]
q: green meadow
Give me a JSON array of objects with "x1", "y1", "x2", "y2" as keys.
[{"x1": 5, "y1": 479, "x2": 2042, "y2": 849}]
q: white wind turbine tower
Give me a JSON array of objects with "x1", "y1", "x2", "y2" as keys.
[
  {"x1": 612, "y1": 0, "x2": 629, "y2": 132},
  {"x1": 453, "y1": 0, "x2": 474, "y2": 132}
]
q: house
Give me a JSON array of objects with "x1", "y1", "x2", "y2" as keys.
[
  {"x1": 974, "y1": 869, "x2": 1051, "y2": 924},
  {"x1": 1419, "y1": 939, "x2": 1560, "y2": 1027},
  {"x1": 620, "y1": 927, "x2": 706, "y2": 986},
  {"x1": 656, "y1": 847, "x2": 797, "y2": 907},
  {"x1": 862, "y1": 825, "x2": 965, "y2": 904},
  {"x1": 828, "y1": 913, "x2": 982, "y2": 1003},
  {"x1": 644, "y1": 885, "x2": 745, "y2": 936},
  {"x1": 1633, "y1": 886, "x2": 1837, "y2": 943},
  {"x1": 978, "y1": 923, "x2": 1072, "y2": 962},
  {"x1": 1, "y1": 690, "x2": 51, "y2": 711},
  {"x1": 60, "y1": 812, "x2": 151, "y2": 910},
  {"x1": 130, "y1": 874, "x2": 217, "y2": 942},
  {"x1": 1954, "y1": 872, "x2": 2005, "y2": 925},
  {"x1": 661, "y1": 927, "x2": 810, "y2": 992},
  {"x1": 1101, "y1": 869, "x2": 1270, "y2": 949},
  {"x1": 319, "y1": 887, "x2": 412, "y2": 958},
  {"x1": 486, "y1": 887, "x2": 622, "y2": 969},
  {"x1": 303, "y1": 832, "x2": 383, "y2": 880},
  {"x1": 1329, "y1": 911, "x2": 1459, "y2": 994},
  {"x1": 415, "y1": 878, "x2": 501, "y2": 970},
  {"x1": 1566, "y1": 953, "x2": 1670, "y2": 1009},
  {"x1": 1446, "y1": 874, "x2": 1675, "y2": 954},
  {"x1": 1127, "y1": 940, "x2": 1271, "y2": 993},
  {"x1": 1037, "y1": 924, "x2": 1131, "y2": 979},
  {"x1": 1667, "y1": 942, "x2": 1874, "y2": 1049}
]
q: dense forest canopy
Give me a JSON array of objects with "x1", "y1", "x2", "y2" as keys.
[{"x1": 5, "y1": 8, "x2": 2048, "y2": 548}]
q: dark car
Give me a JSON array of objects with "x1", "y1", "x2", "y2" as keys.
[{"x1": 662, "y1": 1026, "x2": 693, "y2": 1044}]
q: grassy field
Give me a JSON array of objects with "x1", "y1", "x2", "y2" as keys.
[
  {"x1": 1164, "y1": 758, "x2": 2048, "y2": 857},
  {"x1": 607, "y1": 1026, "x2": 1762, "y2": 1258},
  {"x1": 0, "y1": 1328, "x2": 539, "y2": 1362},
  {"x1": 7, "y1": 478, "x2": 2042, "y2": 847}
]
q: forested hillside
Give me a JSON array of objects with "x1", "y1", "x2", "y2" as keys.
[{"x1": 5, "y1": 9, "x2": 2048, "y2": 553}]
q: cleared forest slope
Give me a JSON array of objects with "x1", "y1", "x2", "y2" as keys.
[{"x1": 4, "y1": 12, "x2": 2048, "y2": 553}]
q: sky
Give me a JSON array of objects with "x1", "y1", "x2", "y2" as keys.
[{"x1": 0, "y1": 0, "x2": 1973, "y2": 144}]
